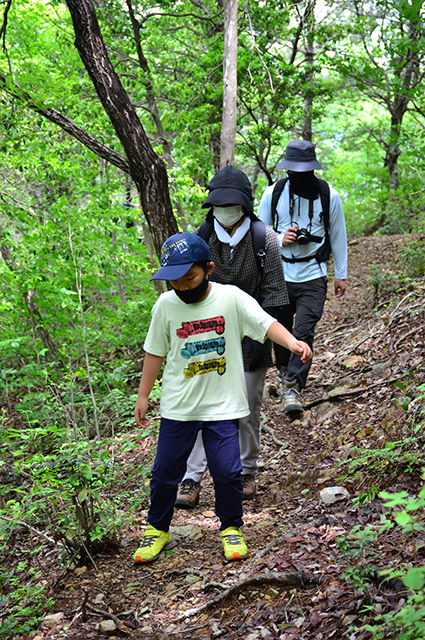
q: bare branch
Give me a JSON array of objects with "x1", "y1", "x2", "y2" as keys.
[{"x1": 0, "y1": 72, "x2": 130, "y2": 173}]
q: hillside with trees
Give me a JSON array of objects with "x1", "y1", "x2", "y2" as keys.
[{"x1": 0, "y1": 0, "x2": 424, "y2": 638}]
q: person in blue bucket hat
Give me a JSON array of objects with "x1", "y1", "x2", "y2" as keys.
[{"x1": 258, "y1": 140, "x2": 348, "y2": 415}]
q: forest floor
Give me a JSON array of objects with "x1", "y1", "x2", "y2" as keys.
[{"x1": 8, "y1": 234, "x2": 425, "y2": 640}]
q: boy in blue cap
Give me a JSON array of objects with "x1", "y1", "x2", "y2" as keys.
[{"x1": 134, "y1": 232, "x2": 312, "y2": 563}]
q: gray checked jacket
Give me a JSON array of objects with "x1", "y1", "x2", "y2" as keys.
[{"x1": 195, "y1": 223, "x2": 288, "y2": 370}]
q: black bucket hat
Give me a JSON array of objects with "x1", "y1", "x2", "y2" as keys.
[
  {"x1": 202, "y1": 165, "x2": 254, "y2": 212},
  {"x1": 277, "y1": 140, "x2": 322, "y2": 171}
]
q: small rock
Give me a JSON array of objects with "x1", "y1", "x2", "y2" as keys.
[
  {"x1": 43, "y1": 612, "x2": 65, "y2": 627},
  {"x1": 320, "y1": 486, "x2": 350, "y2": 504},
  {"x1": 99, "y1": 619, "x2": 117, "y2": 633},
  {"x1": 170, "y1": 524, "x2": 203, "y2": 540}
]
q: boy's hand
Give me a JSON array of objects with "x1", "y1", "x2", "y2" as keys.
[
  {"x1": 293, "y1": 340, "x2": 312, "y2": 363},
  {"x1": 134, "y1": 396, "x2": 150, "y2": 427}
]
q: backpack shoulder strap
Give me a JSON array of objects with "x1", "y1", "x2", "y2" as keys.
[
  {"x1": 271, "y1": 178, "x2": 288, "y2": 231},
  {"x1": 250, "y1": 218, "x2": 267, "y2": 274},
  {"x1": 197, "y1": 220, "x2": 213, "y2": 243},
  {"x1": 318, "y1": 179, "x2": 330, "y2": 230}
]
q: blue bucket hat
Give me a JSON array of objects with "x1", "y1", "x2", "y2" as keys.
[
  {"x1": 150, "y1": 232, "x2": 211, "y2": 281},
  {"x1": 277, "y1": 140, "x2": 322, "y2": 171}
]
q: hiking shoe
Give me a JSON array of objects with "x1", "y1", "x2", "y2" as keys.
[
  {"x1": 283, "y1": 380, "x2": 303, "y2": 414},
  {"x1": 174, "y1": 479, "x2": 201, "y2": 509},
  {"x1": 134, "y1": 525, "x2": 176, "y2": 563},
  {"x1": 242, "y1": 475, "x2": 257, "y2": 500},
  {"x1": 277, "y1": 366, "x2": 288, "y2": 387},
  {"x1": 221, "y1": 527, "x2": 248, "y2": 561}
]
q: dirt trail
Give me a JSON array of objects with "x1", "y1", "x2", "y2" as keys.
[{"x1": 38, "y1": 235, "x2": 425, "y2": 640}]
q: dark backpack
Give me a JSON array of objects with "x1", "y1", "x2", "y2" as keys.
[
  {"x1": 271, "y1": 177, "x2": 331, "y2": 264},
  {"x1": 197, "y1": 218, "x2": 267, "y2": 275}
]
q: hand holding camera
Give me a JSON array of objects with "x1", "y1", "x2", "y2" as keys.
[
  {"x1": 282, "y1": 224, "x2": 311, "y2": 246},
  {"x1": 281, "y1": 225, "x2": 299, "y2": 246},
  {"x1": 294, "y1": 226, "x2": 310, "y2": 245}
]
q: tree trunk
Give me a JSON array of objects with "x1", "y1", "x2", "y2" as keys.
[
  {"x1": 125, "y1": 0, "x2": 187, "y2": 230},
  {"x1": 301, "y1": 42, "x2": 314, "y2": 142},
  {"x1": 220, "y1": 0, "x2": 238, "y2": 167},
  {"x1": 0, "y1": 232, "x2": 63, "y2": 364},
  {"x1": 65, "y1": 0, "x2": 178, "y2": 256},
  {"x1": 300, "y1": 0, "x2": 315, "y2": 141},
  {"x1": 209, "y1": 131, "x2": 221, "y2": 173}
]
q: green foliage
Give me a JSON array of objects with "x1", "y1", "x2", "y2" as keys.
[
  {"x1": 337, "y1": 524, "x2": 379, "y2": 592},
  {"x1": 342, "y1": 437, "x2": 425, "y2": 478},
  {"x1": 339, "y1": 380, "x2": 425, "y2": 483},
  {"x1": 400, "y1": 241, "x2": 425, "y2": 279},
  {"x1": 379, "y1": 486, "x2": 425, "y2": 536},
  {"x1": 337, "y1": 485, "x2": 425, "y2": 639},
  {"x1": 0, "y1": 418, "x2": 155, "y2": 563},
  {"x1": 361, "y1": 487, "x2": 425, "y2": 639},
  {"x1": 368, "y1": 265, "x2": 405, "y2": 302},
  {"x1": 0, "y1": 563, "x2": 54, "y2": 638},
  {"x1": 365, "y1": 591, "x2": 425, "y2": 640}
]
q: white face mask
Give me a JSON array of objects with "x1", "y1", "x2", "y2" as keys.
[{"x1": 213, "y1": 205, "x2": 244, "y2": 228}]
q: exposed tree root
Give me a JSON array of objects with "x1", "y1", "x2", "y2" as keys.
[{"x1": 177, "y1": 571, "x2": 321, "y2": 620}]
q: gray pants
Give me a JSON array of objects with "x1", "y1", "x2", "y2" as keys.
[{"x1": 182, "y1": 368, "x2": 267, "y2": 483}]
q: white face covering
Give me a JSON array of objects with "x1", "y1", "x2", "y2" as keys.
[{"x1": 213, "y1": 205, "x2": 244, "y2": 227}]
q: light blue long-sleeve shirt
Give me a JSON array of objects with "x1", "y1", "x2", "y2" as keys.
[{"x1": 257, "y1": 180, "x2": 347, "y2": 283}]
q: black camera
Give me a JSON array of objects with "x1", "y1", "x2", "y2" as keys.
[{"x1": 295, "y1": 227, "x2": 310, "y2": 246}]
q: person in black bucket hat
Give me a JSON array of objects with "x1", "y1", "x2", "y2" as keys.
[
  {"x1": 258, "y1": 140, "x2": 348, "y2": 415},
  {"x1": 174, "y1": 165, "x2": 288, "y2": 509}
]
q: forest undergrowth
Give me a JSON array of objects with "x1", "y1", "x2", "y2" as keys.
[{"x1": 1, "y1": 233, "x2": 425, "y2": 640}]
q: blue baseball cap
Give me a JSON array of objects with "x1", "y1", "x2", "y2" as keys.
[{"x1": 150, "y1": 232, "x2": 211, "y2": 281}]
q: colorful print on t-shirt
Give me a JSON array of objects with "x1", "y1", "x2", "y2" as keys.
[
  {"x1": 180, "y1": 336, "x2": 225, "y2": 359},
  {"x1": 183, "y1": 357, "x2": 226, "y2": 378},
  {"x1": 176, "y1": 316, "x2": 226, "y2": 377},
  {"x1": 176, "y1": 315, "x2": 225, "y2": 338}
]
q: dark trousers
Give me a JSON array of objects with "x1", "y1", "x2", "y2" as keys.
[
  {"x1": 148, "y1": 417, "x2": 243, "y2": 532},
  {"x1": 274, "y1": 276, "x2": 327, "y2": 390}
]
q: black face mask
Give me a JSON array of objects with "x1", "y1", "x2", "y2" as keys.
[
  {"x1": 288, "y1": 171, "x2": 320, "y2": 200},
  {"x1": 173, "y1": 277, "x2": 209, "y2": 304}
]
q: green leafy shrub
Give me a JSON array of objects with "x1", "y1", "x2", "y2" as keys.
[
  {"x1": 363, "y1": 487, "x2": 425, "y2": 639},
  {"x1": 0, "y1": 422, "x2": 154, "y2": 563},
  {"x1": 338, "y1": 484, "x2": 425, "y2": 640},
  {"x1": 368, "y1": 265, "x2": 405, "y2": 302},
  {"x1": 0, "y1": 562, "x2": 54, "y2": 638},
  {"x1": 400, "y1": 241, "x2": 425, "y2": 279}
]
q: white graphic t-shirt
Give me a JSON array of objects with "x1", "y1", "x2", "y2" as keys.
[{"x1": 144, "y1": 283, "x2": 274, "y2": 421}]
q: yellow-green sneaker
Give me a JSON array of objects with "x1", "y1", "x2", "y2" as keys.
[
  {"x1": 220, "y1": 527, "x2": 248, "y2": 561},
  {"x1": 134, "y1": 525, "x2": 176, "y2": 563}
]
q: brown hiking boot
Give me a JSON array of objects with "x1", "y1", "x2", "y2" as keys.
[
  {"x1": 241, "y1": 475, "x2": 257, "y2": 500},
  {"x1": 174, "y1": 479, "x2": 201, "y2": 509}
]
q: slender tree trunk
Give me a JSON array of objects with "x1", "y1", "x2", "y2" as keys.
[
  {"x1": 209, "y1": 131, "x2": 221, "y2": 173},
  {"x1": 220, "y1": 0, "x2": 238, "y2": 167},
  {"x1": 65, "y1": 0, "x2": 178, "y2": 256},
  {"x1": 0, "y1": 235, "x2": 62, "y2": 363},
  {"x1": 301, "y1": 0, "x2": 315, "y2": 141},
  {"x1": 302, "y1": 42, "x2": 314, "y2": 142}
]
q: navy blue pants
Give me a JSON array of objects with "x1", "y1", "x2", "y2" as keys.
[
  {"x1": 275, "y1": 276, "x2": 327, "y2": 389},
  {"x1": 147, "y1": 417, "x2": 243, "y2": 532}
]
